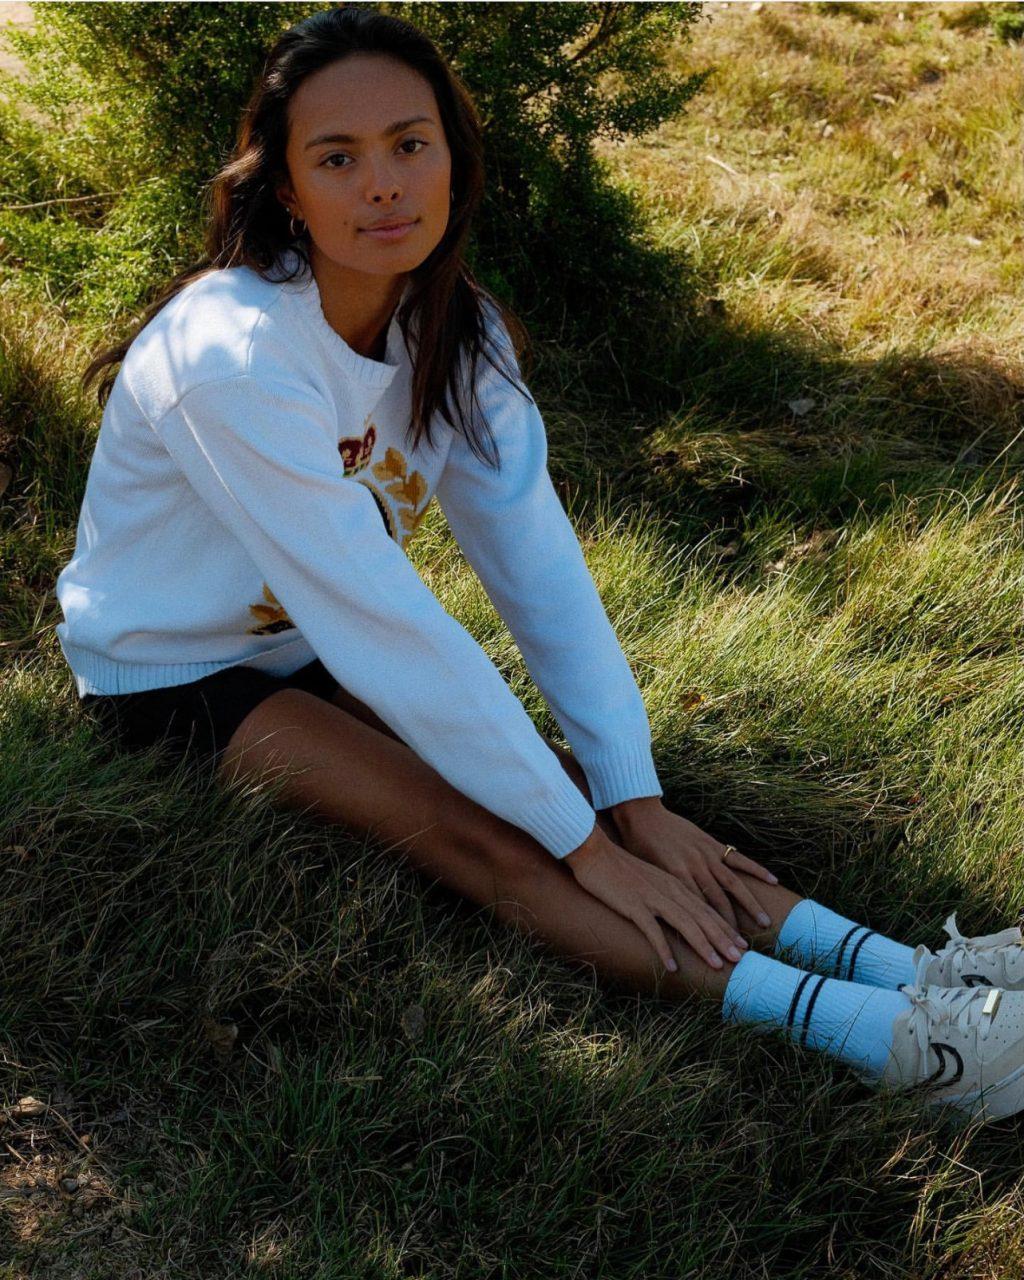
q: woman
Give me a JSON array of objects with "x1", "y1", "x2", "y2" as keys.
[{"x1": 56, "y1": 4, "x2": 1024, "y2": 1122}]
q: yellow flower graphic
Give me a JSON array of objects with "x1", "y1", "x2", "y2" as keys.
[{"x1": 246, "y1": 422, "x2": 433, "y2": 630}]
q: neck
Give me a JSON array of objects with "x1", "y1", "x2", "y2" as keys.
[{"x1": 310, "y1": 246, "x2": 407, "y2": 361}]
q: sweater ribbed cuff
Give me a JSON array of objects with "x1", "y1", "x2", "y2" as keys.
[
  {"x1": 577, "y1": 737, "x2": 663, "y2": 812},
  {"x1": 528, "y1": 768, "x2": 600, "y2": 860}
]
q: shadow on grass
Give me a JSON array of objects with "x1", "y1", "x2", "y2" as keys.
[{"x1": 536, "y1": 302, "x2": 1024, "y2": 553}]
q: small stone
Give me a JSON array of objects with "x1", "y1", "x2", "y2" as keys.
[
  {"x1": 60, "y1": 1177, "x2": 79, "y2": 1194},
  {"x1": 401, "y1": 1004, "x2": 426, "y2": 1040},
  {"x1": 786, "y1": 397, "x2": 816, "y2": 417},
  {"x1": 202, "y1": 1016, "x2": 239, "y2": 1064},
  {"x1": 12, "y1": 1096, "x2": 45, "y2": 1117}
]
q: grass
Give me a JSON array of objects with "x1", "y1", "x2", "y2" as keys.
[{"x1": 2, "y1": 1, "x2": 1024, "y2": 1276}]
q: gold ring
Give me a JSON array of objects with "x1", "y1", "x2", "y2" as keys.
[{"x1": 722, "y1": 845, "x2": 737, "y2": 866}]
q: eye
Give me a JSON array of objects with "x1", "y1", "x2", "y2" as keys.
[{"x1": 322, "y1": 138, "x2": 427, "y2": 168}]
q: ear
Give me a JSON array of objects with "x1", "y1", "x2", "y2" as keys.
[{"x1": 275, "y1": 179, "x2": 296, "y2": 213}]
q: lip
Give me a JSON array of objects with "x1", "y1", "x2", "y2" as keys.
[{"x1": 360, "y1": 218, "x2": 418, "y2": 242}]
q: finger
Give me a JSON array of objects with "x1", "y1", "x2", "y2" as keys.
[
  {"x1": 637, "y1": 914, "x2": 681, "y2": 974},
  {"x1": 711, "y1": 865, "x2": 773, "y2": 928},
  {"x1": 695, "y1": 876, "x2": 739, "y2": 932},
  {"x1": 694, "y1": 904, "x2": 748, "y2": 962},
  {"x1": 664, "y1": 910, "x2": 724, "y2": 970},
  {"x1": 684, "y1": 878, "x2": 747, "y2": 949},
  {"x1": 669, "y1": 880, "x2": 746, "y2": 952},
  {"x1": 718, "y1": 846, "x2": 778, "y2": 885},
  {"x1": 653, "y1": 867, "x2": 736, "y2": 938},
  {"x1": 669, "y1": 868, "x2": 702, "y2": 899}
]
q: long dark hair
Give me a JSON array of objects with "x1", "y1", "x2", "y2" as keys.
[{"x1": 80, "y1": 3, "x2": 534, "y2": 469}]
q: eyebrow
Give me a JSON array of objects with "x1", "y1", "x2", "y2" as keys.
[{"x1": 304, "y1": 116, "x2": 435, "y2": 151}]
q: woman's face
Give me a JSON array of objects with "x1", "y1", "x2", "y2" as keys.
[{"x1": 276, "y1": 53, "x2": 453, "y2": 282}]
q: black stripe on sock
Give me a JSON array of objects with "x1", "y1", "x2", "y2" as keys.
[
  {"x1": 833, "y1": 925, "x2": 865, "y2": 978},
  {"x1": 786, "y1": 972, "x2": 816, "y2": 1031},
  {"x1": 846, "y1": 930, "x2": 877, "y2": 982},
  {"x1": 799, "y1": 976, "x2": 828, "y2": 1049}
]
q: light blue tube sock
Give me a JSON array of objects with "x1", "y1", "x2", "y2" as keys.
[
  {"x1": 773, "y1": 898, "x2": 917, "y2": 991},
  {"x1": 722, "y1": 950, "x2": 912, "y2": 1077}
]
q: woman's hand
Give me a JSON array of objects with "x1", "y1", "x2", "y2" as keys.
[
  {"x1": 562, "y1": 822, "x2": 752, "y2": 974},
  {"x1": 611, "y1": 799, "x2": 779, "y2": 932}
]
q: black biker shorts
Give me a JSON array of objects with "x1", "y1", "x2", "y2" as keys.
[{"x1": 80, "y1": 657, "x2": 341, "y2": 769}]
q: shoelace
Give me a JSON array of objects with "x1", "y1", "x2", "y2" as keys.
[
  {"x1": 903, "y1": 984, "x2": 1001, "y2": 1067},
  {"x1": 924, "y1": 912, "x2": 1024, "y2": 984}
]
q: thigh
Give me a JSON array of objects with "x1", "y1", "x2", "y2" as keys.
[
  {"x1": 216, "y1": 685, "x2": 565, "y2": 904},
  {"x1": 323, "y1": 683, "x2": 620, "y2": 842}
]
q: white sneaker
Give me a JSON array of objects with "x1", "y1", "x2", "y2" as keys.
[
  {"x1": 913, "y1": 913, "x2": 1024, "y2": 990},
  {"x1": 871, "y1": 984, "x2": 1024, "y2": 1122}
]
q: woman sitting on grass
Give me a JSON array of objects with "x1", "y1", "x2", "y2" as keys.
[{"x1": 56, "y1": 3, "x2": 1024, "y2": 1123}]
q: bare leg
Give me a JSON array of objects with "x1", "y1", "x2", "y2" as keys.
[{"x1": 215, "y1": 684, "x2": 803, "y2": 1003}]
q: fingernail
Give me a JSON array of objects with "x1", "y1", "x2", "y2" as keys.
[
  {"x1": 710, "y1": 952, "x2": 722, "y2": 967},
  {"x1": 768, "y1": 874, "x2": 779, "y2": 884},
  {"x1": 758, "y1": 913, "x2": 771, "y2": 927},
  {"x1": 667, "y1": 958, "x2": 678, "y2": 972},
  {"x1": 736, "y1": 937, "x2": 749, "y2": 949},
  {"x1": 727, "y1": 946, "x2": 742, "y2": 961}
]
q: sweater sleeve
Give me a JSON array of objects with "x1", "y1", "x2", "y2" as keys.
[
  {"x1": 432, "y1": 312, "x2": 663, "y2": 812},
  {"x1": 151, "y1": 372, "x2": 599, "y2": 860}
]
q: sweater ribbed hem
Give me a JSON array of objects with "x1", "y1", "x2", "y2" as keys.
[
  {"x1": 576, "y1": 736, "x2": 663, "y2": 811},
  {"x1": 529, "y1": 769, "x2": 600, "y2": 859},
  {"x1": 60, "y1": 634, "x2": 316, "y2": 697}
]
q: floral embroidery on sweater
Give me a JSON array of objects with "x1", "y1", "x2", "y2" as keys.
[
  {"x1": 247, "y1": 582, "x2": 295, "y2": 635},
  {"x1": 247, "y1": 419, "x2": 431, "y2": 634}
]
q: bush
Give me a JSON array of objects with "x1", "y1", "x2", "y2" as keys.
[
  {"x1": 0, "y1": 1, "x2": 709, "y2": 380},
  {"x1": 992, "y1": 3, "x2": 1024, "y2": 42}
]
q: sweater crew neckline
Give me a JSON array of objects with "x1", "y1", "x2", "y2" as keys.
[{"x1": 272, "y1": 247, "x2": 409, "y2": 391}]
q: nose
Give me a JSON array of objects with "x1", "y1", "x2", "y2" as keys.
[{"x1": 367, "y1": 156, "x2": 402, "y2": 205}]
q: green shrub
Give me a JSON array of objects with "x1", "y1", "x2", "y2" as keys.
[{"x1": 993, "y1": 2, "x2": 1024, "y2": 41}]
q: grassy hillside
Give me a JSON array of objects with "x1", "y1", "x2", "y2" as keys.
[{"x1": 2, "y1": 3, "x2": 1023, "y2": 1276}]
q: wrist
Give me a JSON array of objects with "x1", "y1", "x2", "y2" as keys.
[
  {"x1": 563, "y1": 818, "x2": 611, "y2": 866},
  {"x1": 609, "y1": 794, "x2": 664, "y2": 832}
]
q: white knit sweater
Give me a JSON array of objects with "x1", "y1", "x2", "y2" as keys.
[{"x1": 55, "y1": 249, "x2": 662, "y2": 858}]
